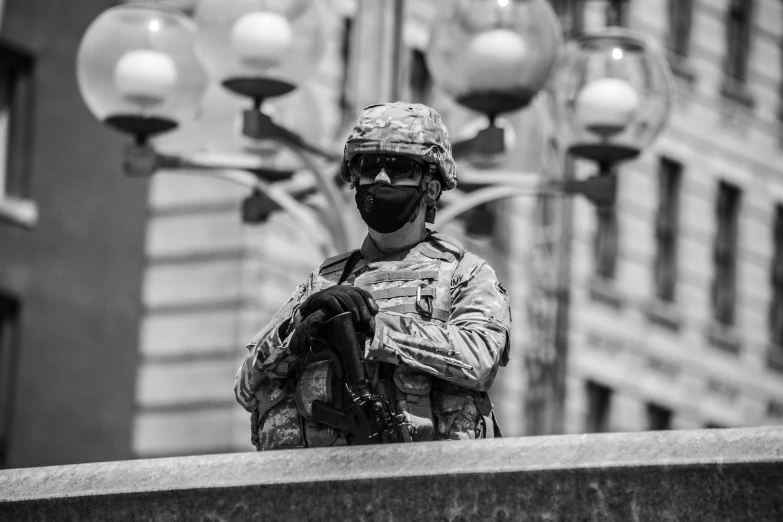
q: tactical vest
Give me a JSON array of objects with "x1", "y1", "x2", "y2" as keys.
[{"x1": 253, "y1": 232, "x2": 500, "y2": 450}]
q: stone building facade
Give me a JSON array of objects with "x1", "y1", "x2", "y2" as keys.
[
  {"x1": 561, "y1": 0, "x2": 783, "y2": 434},
  {"x1": 2, "y1": 0, "x2": 783, "y2": 466},
  {"x1": 0, "y1": 0, "x2": 148, "y2": 468}
]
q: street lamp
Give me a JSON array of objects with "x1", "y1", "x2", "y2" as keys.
[
  {"x1": 430, "y1": 20, "x2": 675, "y2": 222},
  {"x1": 553, "y1": 28, "x2": 675, "y2": 177},
  {"x1": 75, "y1": 1, "x2": 349, "y2": 254},
  {"x1": 427, "y1": 0, "x2": 562, "y2": 161},
  {"x1": 76, "y1": 3, "x2": 208, "y2": 144}
]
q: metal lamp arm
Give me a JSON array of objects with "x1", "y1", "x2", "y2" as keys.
[
  {"x1": 121, "y1": 144, "x2": 339, "y2": 257},
  {"x1": 274, "y1": 139, "x2": 351, "y2": 253},
  {"x1": 436, "y1": 172, "x2": 617, "y2": 228},
  {"x1": 238, "y1": 108, "x2": 351, "y2": 252}
]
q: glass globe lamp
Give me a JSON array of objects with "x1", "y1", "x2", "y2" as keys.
[
  {"x1": 76, "y1": 3, "x2": 207, "y2": 142},
  {"x1": 552, "y1": 28, "x2": 675, "y2": 169},
  {"x1": 193, "y1": 0, "x2": 327, "y2": 103},
  {"x1": 427, "y1": 0, "x2": 563, "y2": 117}
]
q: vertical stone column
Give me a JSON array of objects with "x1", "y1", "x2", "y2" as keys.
[{"x1": 349, "y1": 0, "x2": 405, "y2": 109}]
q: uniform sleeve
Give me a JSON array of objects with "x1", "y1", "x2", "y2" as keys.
[
  {"x1": 366, "y1": 259, "x2": 511, "y2": 392},
  {"x1": 234, "y1": 276, "x2": 311, "y2": 412}
]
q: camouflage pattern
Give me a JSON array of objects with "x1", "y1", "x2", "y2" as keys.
[
  {"x1": 295, "y1": 360, "x2": 332, "y2": 420},
  {"x1": 340, "y1": 102, "x2": 458, "y2": 190},
  {"x1": 235, "y1": 231, "x2": 511, "y2": 449},
  {"x1": 432, "y1": 390, "x2": 479, "y2": 440},
  {"x1": 393, "y1": 366, "x2": 434, "y2": 441},
  {"x1": 257, "y1": 395, "x2": 305, "y2": 450}
]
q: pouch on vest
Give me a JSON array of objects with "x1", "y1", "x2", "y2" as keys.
[
  {"x1": 295, "y1": 359, "x2": 342, "y2": 447},
  {"x1": 392, "y1": 366, "x2": 434, "y2": 441},
  {"x1": 256, "y1": 389, "x2": 305, "y2": 450},
  {"x1": 431, "y1": 388, "x2": 479, "y2": 440}
]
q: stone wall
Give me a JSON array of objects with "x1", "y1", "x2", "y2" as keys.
[{"x1": 1, "y1": 427, "x2": 781, "y2": 520}]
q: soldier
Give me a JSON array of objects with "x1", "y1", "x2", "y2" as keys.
[{"x1": 235, "y1": 102, "x2": 511, "y2": 449}]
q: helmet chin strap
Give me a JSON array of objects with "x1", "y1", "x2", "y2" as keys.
[{"x1": 410, "y1": 180, "x2": 437, "y2": 224}]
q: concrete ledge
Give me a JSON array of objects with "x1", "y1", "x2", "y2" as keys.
[{"x1": 1, "y1": 427, "x2": 782, "y2": 520}]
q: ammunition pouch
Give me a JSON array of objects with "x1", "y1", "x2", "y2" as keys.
[
  {"x1": 392, "y1": 366, "x2": 434, "y2": 441},
  {"x1": 295, "y1": 359, "x2": 342, "y2": 447},
  {"x1": 252, "y1": 380, "x2": 305, "y2": 451}
]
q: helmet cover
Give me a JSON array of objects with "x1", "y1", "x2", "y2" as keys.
[{"x1": 341, "y1": 101, "x2": 457, "y2": 190}]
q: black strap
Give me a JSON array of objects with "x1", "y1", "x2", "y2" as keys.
[
  {"x1": 491, "y1": 410, "x2": 503, "y2": 438},
  {"x1": 420, "y1": 245, "x2": 456, "y2": 262},
  {"x1": 428, "y1": 231, "x2": 465, "y2": 260},
  {"x1": 318, "y1": 251, "x2": 356, "y2": 276},
  {"x1": 338, "y1": 250, "x2": 363, "y2": 284}
]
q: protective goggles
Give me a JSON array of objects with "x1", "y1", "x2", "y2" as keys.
[{"x1": 350, "y1": 155, "x2": 434, "y2": 182}]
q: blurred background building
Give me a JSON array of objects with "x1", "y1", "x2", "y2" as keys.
[{"x1": 0, "y1": 0, "x2": 782, "y2": 468}]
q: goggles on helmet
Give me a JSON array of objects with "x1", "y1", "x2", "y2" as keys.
[{"x1": 350, "y1": 155, "x2": 435, "y2": 183}]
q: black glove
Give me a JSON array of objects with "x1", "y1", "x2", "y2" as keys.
[
  {"x1": 299, "y1": 285, "x2": 379, "y2": 327},
  {"x1": 289, "y1": 308, "x2": 330, "y2": 356}
]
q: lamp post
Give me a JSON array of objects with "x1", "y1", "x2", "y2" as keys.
[{"x1": 76, "y1": 0, "x2": 350, "y2": 255}]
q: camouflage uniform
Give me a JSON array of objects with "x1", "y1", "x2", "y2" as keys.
[{"x1": 234, "y1": 102, "x2": 511, "y2": 450}]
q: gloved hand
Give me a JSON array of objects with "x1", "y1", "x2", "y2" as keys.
[
  {"x1": 299, "y1": 285, "x2": 379, "y2": 328},
  {"x1": 289, "y1": 308, "x2": 330, "y2": 356}
]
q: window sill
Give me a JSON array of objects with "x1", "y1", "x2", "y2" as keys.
[
  {"x1": 767, "y1": 347, "x2": 783, "y2": 375},
  {"x1": 644, "y1": 299, "x2": 682, "y2": 332},
  {"x1": 588, "y1": 277, "x2": 625, "y2": 309},
  {"x1": 705, "y1": 321, "x2": 742, "y2": 355},
  {"x1": 0, "y1": 196, "x2": 38, "y2": 229},
  {"x1": 720, "y1": 80, "x2": 755, "y2": 111}
]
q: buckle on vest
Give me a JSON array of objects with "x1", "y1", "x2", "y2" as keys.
[{"x1": 416, "y1": 284, "x2": 433, "y2": 317}]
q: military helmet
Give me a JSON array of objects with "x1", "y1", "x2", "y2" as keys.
[{"x1": 341, "y1": 101, "x2": 457, "y2": 190}]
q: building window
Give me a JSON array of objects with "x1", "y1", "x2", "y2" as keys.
[
  {"x1": 646, "y1": 403, "x2": 672, "y2": 431},
  {"x1": 585, "y1": 380, "x2": 612, "y2": 433},
  {"x1": 770, "y1": 205, "x2": 783, "y2": 367},
  {"x1": 548, "y1": 0, "x2": 584, "y2": 37},
  {"x1": 408, "y1": 48, "x2": 432, "y2": 105},
  {"x1": 667, "y1": 0, "x2": 693, "y2": 59},
  {"x1": 0, "y1": 38, "x2": 34, "y2": 201},
  {"x1": 711, "y1": 182, "x2": 741, "y2": 327},
  {"x1": 0, "y1": 295, "x2": 20, "y2": 469},
  {"x1": 579, "y1": 0, "x2": 629, "y2": 31},
  {"x1": 654, "y1": 158, "x2": 681, "y2": 302},
  {"x1": 605, "y1": 0, "x2": 629, "y2": 27},
  {"x1": 336, "y1": 16, "x2": 357, "y2": 135},
  {"x1": 722, "y1": 0, "x2": 754, "y2": 106}
]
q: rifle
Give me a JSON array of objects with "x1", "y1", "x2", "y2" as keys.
[{"x1": 311, "y1": 312, "x2": 414, "y2": 445}]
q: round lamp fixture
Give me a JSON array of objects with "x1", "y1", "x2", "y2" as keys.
[
  {"x1": 553, "y1": 28, "x2": 675, "y2": 169},
  {"x1": 427, "y1": 0, "x2": 563, "y2": 117},
  {"x1": 193, "y1": 0, "x2": 327, "y2": 103},
  {"x1": 76, "y1": 3, "x2": 207, "y2": 142}
]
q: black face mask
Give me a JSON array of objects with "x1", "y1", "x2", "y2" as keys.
[{"x1": 354, "y1": 183, "x2": 423, "y2": 233}]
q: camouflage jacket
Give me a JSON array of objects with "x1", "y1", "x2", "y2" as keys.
[{"x1": 234, "y1": 230, "x2": 511, "y2": 449}]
